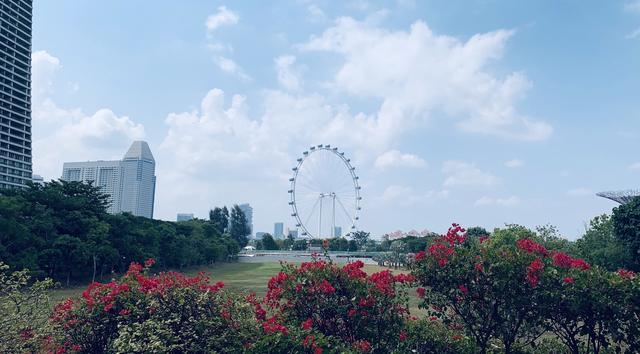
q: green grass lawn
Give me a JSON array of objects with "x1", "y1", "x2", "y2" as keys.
[{"x1": 50, "y1": 262, "x2": 425, "y2": 315}]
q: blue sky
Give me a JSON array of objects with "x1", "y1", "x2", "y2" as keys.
[{"x1": 31, "y1": 0, "x2": 640, "y2": 239}]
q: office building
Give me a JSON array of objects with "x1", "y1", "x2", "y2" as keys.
[
  {"x1": 238, "y1": 203, "x2": 253, "y2": 233},
  {"x1": 177, "y1": 213, "x2": 194, "y2": 222},
  {"x1": 0, "y1": 0, "x2": 33, "y2": 189},
  {"x1": 61, "y1": 141, "x2": 156, "y2": 218},
  {"x1": 334, "y1": 226, "x2": 342, "y2": 238},
  {"x1": 32, "y1": 174, "x2": 43, "y2": 185},
  {"x1": 274, "y1": 222, "x2": 284, "y2": 239},
  {"x1": 255, "y1": 232, "x2": 267, "y2": 239}
]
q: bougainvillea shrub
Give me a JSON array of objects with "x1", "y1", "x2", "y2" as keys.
[
  {"x1": 411, "y1": 223, "x2": 640, "y2": 354},
  {"x1": 262, "y1": 258, "x2": 414, "y2": 353},
  {"x1": 51, "y1": 259, "x2": 257, "y2": 353},
  {"x1": 391, "y1": 318, "x2": 476, "y2": 354}
]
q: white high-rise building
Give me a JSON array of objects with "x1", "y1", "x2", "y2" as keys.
[{"x1": 61, "y1": 141, "x2": 156, "y2": 218}]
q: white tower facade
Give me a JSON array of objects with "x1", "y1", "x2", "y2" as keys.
[{"x1": 61, "y1": 141, "x2": 156, "y2": 218}]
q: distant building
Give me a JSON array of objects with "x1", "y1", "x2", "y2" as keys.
[
  {"x1": 334, "y1": 226, "x2": 342, "y2": 238},
  {"x1": 255, "y1": 232, "x2": 267, "y2": 239},
  {"x1": 177, "y1": 213, "x2": 194, "y2": 221},
  {"x1": 287, "y1": 229, "x2": 298, "y2": 238},
  {"x1": 274, "y1": 222, "x2": 284, "y2": 238},
  {"x1": 32, "y1": 174, "x2": 44, "y2": 185},
  {"x1": 239, "y1": 203, "x2": 253, "y2": 233},
  {"x1": 61, "y1": 141, "x2": 156, "y2": 218},
  {"x1": 0, "y1": 0, "x2": 33, "y2": 189}
]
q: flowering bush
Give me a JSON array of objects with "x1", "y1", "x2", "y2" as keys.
[
  {"x1": 262, "y1": 258, "x2": 414, "y2": 353},
  {"x1": 50, "y1": 260, "x2": 257, "y2": 353},
  {"x1": 411, "y1": 223, "x2": 640, "y2": 354}
]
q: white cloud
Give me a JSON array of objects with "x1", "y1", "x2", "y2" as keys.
[
  {"x1": 504, "y1": 158, "x2": 524, "y2": 168},
  {"x1": 567, "y1": 188, "x2": 593, "y2": 197},
  {"x1": 442, "y1": 161, "x2": 500, "y2": 188},
  {"x1": 31, "y1": 51, "x2": 145, "y2": 180},
  {"x1": 32, "y1": 50, "x2": 61, "y2": 102},
  {"x1": 301, "y1": 18, "x2": 552, "y2": 141},
  {"x1": 627, "y1": 27, "x2": 640, "y2": 39},
  {"x1": 206, "y1": 6, "x2": 239, "y2": 32},
  {"x1": 214, "y1": 56, "x2": 251, "y2": 81},
  {"x1": 629, "y1": 162, "x2": 640, "y2": 171},
  {"x1": 307, "y1": 4, "x2": 327, "y2": 23},
  {"x1": 374, "y1": 150, "x2": 426, "y2": 169},
  {"x1": 474, "y1": 195, "x2": 520, "y2": 207},
  {"x1": 275, "y1": 55, "x2": 302, "y2": 91},
  {"x1": 625, "y1": 1, "x2": 640, "y2": 13},
  {"x1": 380, "y1": 184, "x2": 448, "y2": 205}
]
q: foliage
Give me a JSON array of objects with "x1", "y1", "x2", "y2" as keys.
[
  {"x1": 51, "y1": 260, "x2": 256, "y2": 353},
  {"x1": 612, "y1": 197, "x2": 640, "y2": 271},
  {"x1": 209, "y1": 206, "x2": 229, "y2": 234},
  {"x1": 0, "y1": 262, "x2": 56, "y2": 353},
  {"x1": 0, "y1": 181, "x2": 240, "y2": 284},
  {"x1": 392, "y1": 318, "x2": 476, "y2": 354},
  {"x1": 465, "y1": 226, "x2": 489, "y2": 239},
  {"x1": 350, "y1": 231, "x2": 370, "y2": 250},
  {"x1": 576, "y1": 214, "x2": 632, "y2": 271},
  {"x1": 229, "y1": 204, "x2": 251, "y2": 248},
  {"x1": 261, "y1": 234, "x2": 280, "y2": 250},
  {"x1": 411, "y1": 223, "x2": 640, "y2": 354},
  {"x1": 262, "y1": 258, "x2": 414, "y2": 353}
]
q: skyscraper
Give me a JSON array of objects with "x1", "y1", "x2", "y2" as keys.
[
  {"x1": 0, "y1": 0, "x2": 33, "y2": 189},
  {"x1": 274, "y1": 222, "x2": 284, "y2": 239},
  {"x1": 238, "y1": 203, "x2": 253, "y2": 234},
  {"x1": 61, "y1": 141, "x2": 156, "y2": 218}
]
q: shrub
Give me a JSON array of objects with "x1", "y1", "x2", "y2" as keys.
[
  {"x1": 411, "y1": 223, "x2": 640, "y2": 354},
  {"x1": 262, "y1": 258, "x2": 413, "y2": 353},
  {"x1": 0, "y1": 262, "x2": 56, "y2": 353},
  {"x1": 51, "y1": 260, "x2": 256, "y2": 353}
]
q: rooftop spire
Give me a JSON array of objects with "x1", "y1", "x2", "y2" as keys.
[{"x1": 123, "y1": 141, "x2": 154, "y2": 162}]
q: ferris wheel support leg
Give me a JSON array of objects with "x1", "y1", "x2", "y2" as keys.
[
  {"x1": 318, "y1": 196, "x2": 323, "y2": 239},
  {"x1": 332, "y1": 194, "x2": 336, "y2": 238}
]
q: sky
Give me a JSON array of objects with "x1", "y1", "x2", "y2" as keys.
[{"x1": 31, "y1": 0, "x2": 640, "y2": 239}]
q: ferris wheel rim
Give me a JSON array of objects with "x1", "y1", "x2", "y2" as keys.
[{"x1": 288, "y1": 145, "x2": 361, "y2": 238}]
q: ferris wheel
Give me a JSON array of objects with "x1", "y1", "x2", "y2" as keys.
[{"x1": 288, "y1": 145, "x2": 362, "y2": 238}]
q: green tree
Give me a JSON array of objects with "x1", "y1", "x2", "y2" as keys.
[
  {"x1": 351, "y1": 230, "x2": 370, "y2": 250},
  {"x1": 228, "y1": 205, "x2": 250, "y2": 247},
  {"x1": 466, "y1": 226, "x2": 489, "y2": 238},
  {"x1": 612, "y1": 197, "x2": 640, "y2": 270},
  {"x1": 209, "y1": 207, "x2": 229, "y2": 234},
  {"x1": 261, "y1": 234, "x2": 279, "y2": 250},
  {"x1": 577, "y1": 214, "x2": 631, "y2": 271}
]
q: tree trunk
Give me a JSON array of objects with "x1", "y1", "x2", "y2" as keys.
[
  {"x1": 92, "y1": 254, "x2": 97, "y2": 283},
  {"x1": 66, "y1": 271, "x2": 70, "y2": 287}
]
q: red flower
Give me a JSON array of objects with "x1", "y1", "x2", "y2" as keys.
[
  {"x1": 343, "y1": 261, "x2": 367, "y2": 279},
  {"x1": 416, "y1": 287, "x2": 426, "y2": 298},
  {"x1": 552, "y1": 252, "x2": 573, "y2": 269},
  {"x1": 318, "y1": 279, "x2": 336, "y2": 294},
  {"x1": 118, "y1": 309, "x2": 130, "y2": 316},
  {"x1": 103, "y1": 303, "x2": 114, "y2": 312},
  {"x1": 516, "y1": 239, "x2": 548, "y2": 256},
  {"x1": 353, "y1": 340, "x2": 371, "y2": 352},
  {"x1": 563, "y1": 277, "x2": 574, "y2": 284},
  {"x1": 526, "y1": 258, "x2": 544, "y2": 287},
  {"x1": 479, "y1": 235, "x2": 489, "y2": 243},
  {"x1": 144, "y1": 258, "x2": 155, "y2": 267},
  {"x1": 570, "y1": 258, "x2": 590, "y2": 270},
  {"x1": 415, "y1": 251, "x2": 426, "y2": 261},
  {"x1": 303, "y1": 335, "x2": 314, "y2": 347},
  {"x1": 618, "y1": 269, "x2": 636, "y2": 279},
  {"x1": 452, "y1": 334, "x2": 462, "y2": 341},
  {"x1": 348, "y1": 308, "x2": 357, "y2": 317},
  {"x1": 458, "y1": 284, "x2": 469, "y2": 295},
  {"x1": 428, "y1": 243, "x2": 454, "y2": 267},
  {"x1": 474, "y1": 263, "x2": 484, "y2": 273},
  {"x1": 301, "y1": 318, "x2": 313, "y2": 330},
  {"x1": 393, "y1": 273, "x2": 415, "y2": 283},
  {"x1": 429, "y1": 316, "x2": 438, "y2": 321},
  {"x1": 399, "y1": 330, "x2": 408, "y2": 341}
]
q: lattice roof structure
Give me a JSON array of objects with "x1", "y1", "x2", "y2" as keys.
[{"x1": 596, "y1": 190, "x2": 640, "y2": 205}]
